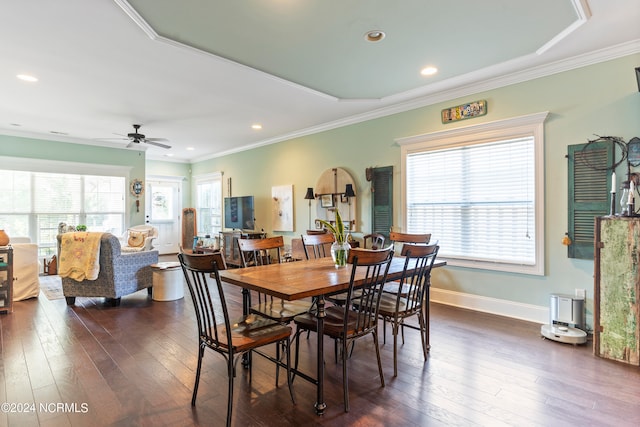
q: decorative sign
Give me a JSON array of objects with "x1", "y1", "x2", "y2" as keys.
[{"x1": 441, "y1": 100, "x2": 487, "y2": 123}]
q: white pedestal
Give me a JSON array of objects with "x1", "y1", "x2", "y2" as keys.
[{"x1": 151, "y1": 262, "x2": 184, "y2": 301}]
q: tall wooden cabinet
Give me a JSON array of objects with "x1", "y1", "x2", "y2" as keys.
[
  {"x1": 594, "y1": 216, "x2": 640, "y2": 365},
  {"x1": 0, "y1": 246, "x2": 14, "y2": 313}
]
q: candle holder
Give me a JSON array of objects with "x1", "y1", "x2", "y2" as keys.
[{"x1": 610, "y1": 191, "x2": 616, "y2": 216}]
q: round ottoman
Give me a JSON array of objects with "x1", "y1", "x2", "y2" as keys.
[{"x1": 151, "y1": 262, "x2": 184, "y2": 301}]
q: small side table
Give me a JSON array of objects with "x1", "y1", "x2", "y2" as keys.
[
  {"x1": 0, "y1": 246, "x2": 14, "y2": 313},
  {"x1": 150, "y1": 262, "x2": 184, "y2": 301}
]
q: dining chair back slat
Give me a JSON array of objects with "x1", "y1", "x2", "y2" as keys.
[{"x1": 389, "y1": 231, "x2": 431, "y2": 245}]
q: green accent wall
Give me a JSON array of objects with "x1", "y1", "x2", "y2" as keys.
[
  {"x1": 2, "y1": 53, "x2": 638, "y2": 328},
  {"x1": 186, "y1": 53, "x2": 640, "y2": 326}
]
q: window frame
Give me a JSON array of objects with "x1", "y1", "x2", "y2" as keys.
[
  {"x1": 0, "y1": 156, "x2": 131, "y2": 255},
  {"x1": 397, "y1": 111, "x2": 548, "y2": 275},
  {"x1": 194, "y1": 172, "x2": 223, "y2": 237}
]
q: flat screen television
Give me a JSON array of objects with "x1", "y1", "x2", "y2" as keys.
[{"x1": 224, "y1": 196, "x2": 255, "y2": 230}]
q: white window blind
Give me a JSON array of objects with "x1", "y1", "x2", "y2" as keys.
[
  {"x1": 0, "y1": 170, "x2": 31, "y2": 213},
  {"x1": 34, "y1": 173, "x2": 82, "y2": 213},
  {"x1": 0, "y1": 169, "x2": 126, "y2": 256},
  {"x1": 84, "y1": 175, "x2": 125, "y2": 213},
  {"x1": 406, "y1": 137, "x2": 535, "y2": 264},
  {"x1": 398, "y1": 112, "x2": 547, "y2": 275}
]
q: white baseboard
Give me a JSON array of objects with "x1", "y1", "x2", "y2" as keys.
[{"x1": 431, "y1": 287, "x2": 548, "y2": 325}]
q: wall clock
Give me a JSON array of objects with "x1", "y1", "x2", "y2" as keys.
[{"x1": 130, "y1": 179, "x2": 144, "y2": 198}]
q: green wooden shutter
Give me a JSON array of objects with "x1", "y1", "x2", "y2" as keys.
[
  {"x1": 371, "y1": 166, "x2": 393, "y2": 238},
  {"x1": 567, "y1": 142, "x2": 614, "y2": 259}
]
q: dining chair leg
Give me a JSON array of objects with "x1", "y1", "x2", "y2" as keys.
[
  {"x1": 226, "y1": 353, "x2": 235, "y2": 427},
  {"x1": 392, "y1": 321, "x2": 400, "y2": 377},
  {"x1": 382, "y1": 317, "x2": 387, "y2": 344},
  {"x1": 191, "y1": 344, "x2": 205, "y2": 406},
  {"x1": 285, "y1": 338, "x2": 296, "y2": 404},
  {"x1": 275, "y1": 342, "x2": 281, "y2": 385},
  {"x1": 342, "y1": 338, "x2": 350, "y2": 412},
  {"x1": 293, "y1": 326, "x2": 302, "y2": 382},
  {"x1": 418, "y1": 312, "x2": 428, "y2": 360},
  {"x1": 373, "y1": 330, "x2": 385, "y2": 387}
]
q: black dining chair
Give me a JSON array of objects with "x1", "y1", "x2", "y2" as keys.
[
  {"x1": 238, "y1": 236, "x2": 314, "y2": 382},
  {"x1": 301, "y1": 232, "x2": 335, "y2": 259},
  {"x1": 377, "y1": 243, "x2": 439, "y2": 376},
  {"x1": 178, "y1": 252, "x2": 295, "y2": 427},
  {"x1": 238, "y1": 236, "x2": 314, "y2": 323},
  {"x1": 383, "y1": 231, "x2": 432, "y2": 297},
  {"x1": 293, "y1": 246, "x2": 394, "y2": 412}
]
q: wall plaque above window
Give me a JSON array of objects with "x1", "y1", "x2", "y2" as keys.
[{"x1": 441, "y1": 100, "x2": 487, "y2": 123}]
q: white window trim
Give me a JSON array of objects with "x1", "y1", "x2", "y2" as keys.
[
  {"x1": 193, "y1": 171, "x2": 223, "y2": 236},
  {"x1": 396, "y1": 111, "x2": 548, "y2": 275}
]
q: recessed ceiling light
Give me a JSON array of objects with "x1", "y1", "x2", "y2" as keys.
[
  {"x1": 17, "y1": 74, "x2": 38, "y2": 82},
  {"x1": 251, "y1": 124, "x2": 262, "y2": 130},
  {"x1": 420, "y1": 66, "x2": 438, "y2": 76},
  {"x1": 186, "y1": 147, "x2": 195, "y2": 151},
  {"x1": 364, "y1": 30, "x2": 386, "y2": 42}
]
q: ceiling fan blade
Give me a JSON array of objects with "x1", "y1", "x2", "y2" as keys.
[
  {"x1": 145, "y1": 137, "x2": 169, "y2": 142},
  {"x1": 144, "y1": 139, "x2": 171, "y2": 149},
  {"x1": 93, "y1": 137, "x2": 129, "y2": 141}
]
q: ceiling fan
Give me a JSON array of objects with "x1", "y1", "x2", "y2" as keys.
[{"x1": 124, "y1": 124, "x2": 171, "y2": 149}]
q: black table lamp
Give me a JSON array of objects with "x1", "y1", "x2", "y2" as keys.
[{"x1": 304, "y1": 187, "x2": 315, "y2": 230}]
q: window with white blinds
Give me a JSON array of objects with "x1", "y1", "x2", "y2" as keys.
[
  {"x1": 0, "y1": 169, "x2": 125, "y2": 256},
  {"x1": 398, "y1": 112, "x2": 547, "y2": 275}
]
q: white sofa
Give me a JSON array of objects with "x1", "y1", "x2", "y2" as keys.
[{"x1": 10, "y1": 237, "x2": 40, "y2": 300}]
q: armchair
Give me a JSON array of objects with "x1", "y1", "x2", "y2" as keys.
[
  {"x1": 57, "y1": 233, "x2": 158, "y2": 306},
  {"x1": 120, "y1": 224, "x2": 158, "y2": 252}
]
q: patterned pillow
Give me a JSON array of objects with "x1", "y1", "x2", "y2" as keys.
[{"x1": 127, "y1": 229, "x2": 149, "y2": 248}]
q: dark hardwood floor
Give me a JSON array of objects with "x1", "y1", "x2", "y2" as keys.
[{"x1": 2, "y1": 267, "x2": 640, "y2": 426}]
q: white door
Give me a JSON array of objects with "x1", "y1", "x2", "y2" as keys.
[{"x1": 146, "y1": 179, "x2": 181, "y2": 254}]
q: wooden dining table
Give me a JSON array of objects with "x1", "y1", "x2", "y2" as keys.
[{"x1": 219, "y1": 256, "x2": 445, "y2": 415}]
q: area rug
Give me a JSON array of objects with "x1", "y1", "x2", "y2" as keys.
[{"x1": 39, "y1": 275, "x2": 64, "y2": 300}]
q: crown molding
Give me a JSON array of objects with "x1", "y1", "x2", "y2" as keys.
[{"x1": 197, "y1": 41, "x2": 640, "y2": 162}]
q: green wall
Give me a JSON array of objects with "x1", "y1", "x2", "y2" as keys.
[
  {"x1": 1, "y1": 53, "x2": 638, "y2": 326},
  {"x1": 184, "y1": 53, "x2": 640, "y2": 325}
]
